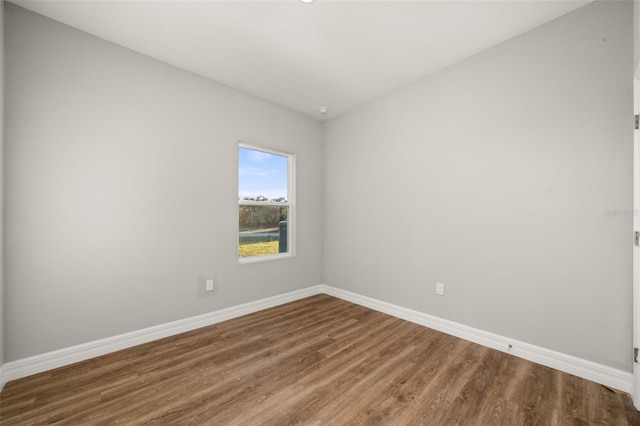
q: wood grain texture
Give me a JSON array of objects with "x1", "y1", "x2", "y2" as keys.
[{"x1": 1, "y1": 294, "x2": 639, "y2": 425}]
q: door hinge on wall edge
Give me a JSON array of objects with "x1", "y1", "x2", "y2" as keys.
[
  {"x1": 635, "y1": 231, "x2": 640, "y2": 246},
  {"x1": 634, "y1": 348, "x2": 639, "y2": 363},
  {"x1": 635, "y1": 114, "x2": 639, "y2": 130}
]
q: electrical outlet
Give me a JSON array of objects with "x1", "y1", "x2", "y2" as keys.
[
  {"x1": 436, "y1": 282, "x2": 445, "y2": 296},
  {"x1": 206, "y1": 279, "x2": 215, "y2": 292}
]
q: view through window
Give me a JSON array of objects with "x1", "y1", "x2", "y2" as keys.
[{"x1": 238, "y1": 145, "x2": 293, "y2": 260}]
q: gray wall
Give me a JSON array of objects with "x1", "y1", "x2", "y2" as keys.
[
  {"x1": 4, "y1": 4, "x2": 323, "y2": 361},
  {"x1": 324, "y1": 1, "x2": 633, "y2": 371}
]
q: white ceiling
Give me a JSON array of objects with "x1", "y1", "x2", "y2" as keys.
[{"x1": 11, "y1": 0, "x2": 591, "y2": 121}]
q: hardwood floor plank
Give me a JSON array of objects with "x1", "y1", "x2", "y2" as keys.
[
  {"x1": 1, "y1": 294, "x2": 639, "y2": 425},
  {"x1": 306, "y1": 324, "x2": 422, "y2": 424},
  {"x1": 238, "y1": 320, "x2": 415, "y2": 424},
  {"x1": 437, "y1": 346, "x2": 506, "y2": 424},
  {"x1": 517, "y1": 362, "x2": 561, "y2": 425},
  {"x1": 354, "y1": 333, "x2": 458, "y2": 424},
  {"x1": 557, "y1": 372, "x2": 590, "y2": 425},
  {"x1": 397, "y1": 341, "x2": 486, "y2": 424},
  {"x1": 586, "y1": 383, "x2": 625, "y2": 426},
  {"x1": 622, "y1": 392, "x2": 640, "y2": 426}
]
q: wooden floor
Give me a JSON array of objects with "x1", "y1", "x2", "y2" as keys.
[{"x1": 1, "y1": 295, "x2": 639, "y2": 425}]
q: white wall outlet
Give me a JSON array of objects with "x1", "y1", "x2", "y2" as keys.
[
  {"x1": 436, "y1": 282, "x2": 445, "y2": 296},
  {"x1": 205, "y1": 278, "x2": 215, "y2": 292}
]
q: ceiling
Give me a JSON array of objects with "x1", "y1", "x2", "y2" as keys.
[{"x1": 11, "y1": 0, "x2": 591, "y2": 121}]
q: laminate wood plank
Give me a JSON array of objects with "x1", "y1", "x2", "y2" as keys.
[
  {"x1": 316, "y1": 314, "x2": 397, "y2": 359},
  {"x1": 344, "y1": 331, "x2": 457, "y2": 425},
  {"x1": 586, "y1": 383, "x2": 627, "y2": 426},
  {"x1": 203, "y1": 349, "x2": 379, "y2": 426},
  {"x1": 396, "y1": 341, "x2": 486, "y2": 424},
  {"x1": 622, "y1": 392, "x2": 640, "y2": 426},
  {"x1": 473, "y1": 351, "x2": 529, "y2": 425},
  {"x1": 557, "y1": 372, "x2": 590, "y2": 425},
  {"x1": 301, "y1": 323, "x2": 423, "y2": 424},
  {"x1": 1, "y1": 294, "x2": 639, "y2": 425},
  {"x1": 113, "y1": 339, "x2": 331, "y2": 425},
  {"x1": 237, "y1": 318, "x2": 417, "y2": 425},
  {"x1": 103, "y1": 300, "x2": 362, "y2": 422},
  {"x1": 6, "y1": 296, "x2": 336, "y2": 422},
  {"x1": 78, "y1": 326, "x2": 341, "y2": 421},
  {"x1": 437, "y1": 346, "x2": 506, "y2": 424},
  {"x1": 512, "y1": 362, "x2": 562, "y2": 425}
]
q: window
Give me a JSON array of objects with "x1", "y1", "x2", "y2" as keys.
[{"x1": 238, "y1": 144, "x2": 295, "y2": 262}]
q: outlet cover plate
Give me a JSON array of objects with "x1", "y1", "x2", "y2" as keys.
[{"x1": 206, "y1": 279, "x2": 215, "y2": 292}]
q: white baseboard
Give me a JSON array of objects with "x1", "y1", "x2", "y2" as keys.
[
  {"x1": 320, "y1": 285, "x2": 633, "y2": 394},
  {"x1": 2, "y1": 285, "x2": 324, "y2": 385},
  {"x1": 2, "y1": 283, "x2": 633, "y2": 395},
  {"x1": 0, "y1": 364, "x2": 5, "y2": 392}
]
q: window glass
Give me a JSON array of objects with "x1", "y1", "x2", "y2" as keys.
[{"x1": 238, "y1": 145, "x2": 293, "y2": 260}]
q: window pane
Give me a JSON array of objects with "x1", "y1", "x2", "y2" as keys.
[
  {"x1": 239, "y1": 147, "x2": 288, "y2": 202},
  {"x1": 239, "y1": 205, "x2": 289, "y2": 257}
]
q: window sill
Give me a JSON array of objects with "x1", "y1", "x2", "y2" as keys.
[{"x1": 238, "y1": 252, "x2": 294, "y2": 264}]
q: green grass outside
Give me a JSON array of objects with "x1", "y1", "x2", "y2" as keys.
[{"x1": 239, "y1": 241, "x2": 279, "y2": 257}]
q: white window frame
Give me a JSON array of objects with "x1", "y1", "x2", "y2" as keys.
[{"x1": 238, "y1": 142, "x2": 295, "y2": 264}]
